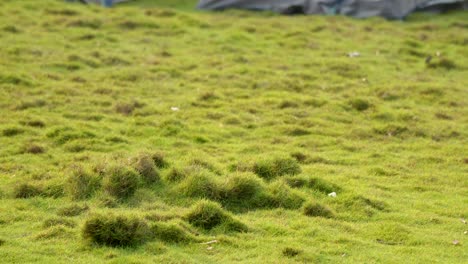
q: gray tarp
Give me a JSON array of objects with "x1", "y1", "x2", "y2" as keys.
[{"x1": 198, "y1": 0, "x2": 468, "y2": 19}]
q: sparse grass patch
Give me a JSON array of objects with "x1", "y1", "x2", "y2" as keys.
[{"x1": 82, "y1": 214, "x2": 150, "y2": 247}]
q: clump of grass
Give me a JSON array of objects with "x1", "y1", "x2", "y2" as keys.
[
  {"x1": 290, "y1": 152, "x2": 309, "y2": 163},
  {"x1": 282, "y1": 247, "x2": 302, "y2": 257},
  {"x1": 185, "y1": 200, "x2": 247, "y2": 232},
  {"x1": 220, "y1": 173, "x2": 265, "y2": 202},
  {"x1": 302, "y1": 202, "x2": 335, "y2": 218},
  {"x1": 66, "y1": 166, "x2": 101, "y2": 200},
  {"x1": 103, "y1": 165, "x2": 140, "y2": 200},
  {"x1": 349, "y1": 98, "x2": 371, "y2": 111},
  {"x1": 151, "y1": 152, "x2": 169, "y2": 169},
  {"x1": 0, "y1": 238, "x2": 5, "y2": 246},
  {"x1": 34, "y1": 226, "x2": 73, "y2": 240},
  {"x1": 22, "y1": 143, "x2": 45, "y2": 154},
  {"x1": 263, "y1": 180, "x2": 305, "y2": 209},
  {"x1": 150, "y1": 222, "x2": 195, "y2": 243},
  {"x1": 57, "y1": 204, "x2": 89, "y2": 217},
  {"x1": 285, "y1": 176, "x2": 338, "y2": 194},
  {"x1": 165, "y1": 167, "x2": 186, "y2": 182},
  {"x1": 43, "y1": 217, "x2": 76, "y2": 228},
  {"x1": 178, "y1": 171, "x2": 221, "y2": 200},
  {"x1": 427, "y1": 58, "x2": 457, "y2": 70},
  {"x1": 2, "y1": 127, "x2": 24, "y2": 137},
  {"x1": 374, "y1": 224, "x2": 410, "y2": 245},
  {"x1": 82, "y1": 214, "x2": 150, "y2": 247},
  {"x1": 13, "y1": 183, "x2": 42, "y2": 198},
  {"x1": 253, "y1": 157, "x2": 301, "y2": 180},
  {"x1": 133, "y1": 153, "x2": 160, "y2": 185}
]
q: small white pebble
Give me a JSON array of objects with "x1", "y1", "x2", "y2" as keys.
[
  {"x1": 171, "y1": 106, "x2": 180, "y2": 111},
  {"x1": 328, "y1": 192, "x2": 337, "y2": 197}
]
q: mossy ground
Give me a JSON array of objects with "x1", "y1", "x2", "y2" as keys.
[{"x1": 0, "y1": 0, "x2": 467, "y2": 263}]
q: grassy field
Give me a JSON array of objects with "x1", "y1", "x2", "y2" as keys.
[{"x1": 0, "y1": 0, "x2": 467, "y2": 263}]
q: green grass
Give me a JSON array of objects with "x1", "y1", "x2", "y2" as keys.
[{"x1": 0, "y1": 0, "x2": 467, "y2": 263}]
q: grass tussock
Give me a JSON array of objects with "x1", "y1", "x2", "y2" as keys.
[
  {"x1": 34, "y1": 226, "x2": 73, "y2": 240},
  {"x1": 13, "y1": 183, "x2": 42, "y2": 199},
  {"x1": 66, "y1": 166, "x2": 101, "y2": 200},
  {"x1": 178, "y1": 171, "x2": 221, "y2": 200},
  {"x1": 133, "y1": 153, "x2": 160, "y2": 184},
  {"x1": 150, "y1": 222, "x2": 196, "y2": 243},
  {"x1": 302, "y1": 202, "x2": 335, "y2": 218},
  {"x1": 185, "y1": 200, "x2": 247, "y2": 232},
  {"x1": 57, "y1": 204, "x2": 89, "y2": 217},
  {"x1": 82, "y1": 214, "x2": 150, "y2": 247},
  {"x1": 220, "y1": 172, "x2": 265, "y2": 202},
  {"x1": 103, "y1": 165, "x2": 140, "y2": 200},
  {"x1": 253, "y1": 157, "x2": 301, "y2": 180},
  {"x1": 262, "y1": 180, "x2": 305, "y2": 209},
  {"x1": 43, "y1": 217, "x2": 76, "y2": 228}
]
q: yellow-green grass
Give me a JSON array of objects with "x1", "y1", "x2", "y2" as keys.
[{"x1": 0, "y1": 0, "x2": 467, "y2": 263}]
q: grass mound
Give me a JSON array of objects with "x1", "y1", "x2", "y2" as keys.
[
  {"x1": 66, "y1": 166, "x2": 101, "y2": 200},
  {"x1": 13, "y1": 183, "x2": 42, "y2": 198},
  {"x1": 133, "y1": 153, "x2": 160, "y2": 184},
  {"x1": 253, "y1": 157, "x2": 301, "y2": 180},
  {"x1": 302, "y1": 202, "x2": 335, "y2": 218},
  {"x1": 261, "y1": 180, "x2": 305, "y2": 209},
  {"x1": 185, "y1": 200, "x2": 247, "y2": 232},
  {"x1": 284, "y1": 176, "x2": 338, "y2": 194},
  {"x1": 164, "y1": 167, "x2": 186, "y2": 182},
  {"x1": 57, "y1": 204, "x2": 89, "y2": 217},
  {"x1": 220, "y1": 172, "x2": 265, "y2": 202},
  {"x1": 150, "y1": 222, "x2": 195, "y2": 243},
  {"x1": 178, "y1": 171, "x2": 221, "y2": 200},
  {"x1": 103, "y1": 165, "x2": 140, "y2": 200},
  {"x1": 82, "y1": 214, "x2": 150, "y2": 247}
]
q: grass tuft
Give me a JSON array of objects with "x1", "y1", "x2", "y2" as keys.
[
  {"x1": 133, "y1": 153, "x2": 160, "y2": 184},
  {"x1": 150, "y1": 222, "x2": 195, "y2": 243},
  {"x1": 57, "y1": 204, "x2": 89, "y2": 217},
  {"x1": 66, "y1": 166, "x2": 101, "y2": 200},
  {"x1": 103, "y1": 165, "x2": 140, "y2": 200},
  {"x1": 178, "y1": 171, "x2": 221, "y2": 200},
  {"x1": 220, "y1": 172, "x2": 265, "y2": 202},
  {"x1": 13, "y1": 183, "x2": 42, "y2": 199},
  {"x1": 82, "y1": 214, "x2": 150, "y2": 247},
  {"x1": 302, "y1": 202, "x2": 335, "y2": 218},
  {"x1": 185, "y1": 200, "x2": 247, "y2": 232},
  {"x1": 282, "y1": 247, "x2": 302, "y2": 257},
  {"x1": 253, "y1": 157, "x2": 301, "y2": 180},
  {"x1": 262, "y1": 180, "x2": 305, "y2": 209}
]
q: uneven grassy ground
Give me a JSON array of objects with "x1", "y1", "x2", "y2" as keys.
[{"x1": 0, "y1": 0, "x2": 467, "y2": 263}]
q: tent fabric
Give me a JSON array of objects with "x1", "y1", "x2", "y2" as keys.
[{"x1": 197, "y1": 0, "x2": 468, "y2": 19}]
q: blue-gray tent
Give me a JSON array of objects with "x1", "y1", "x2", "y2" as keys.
[{"x1": 197, "y1": 0, "x2": 468, "y2": 19}]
